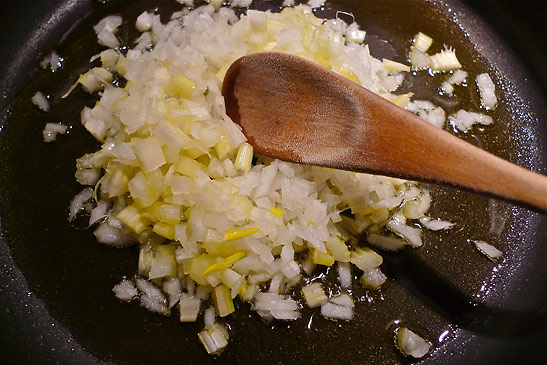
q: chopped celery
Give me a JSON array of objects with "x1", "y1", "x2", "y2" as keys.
[
  {"x1": 382, "y1": 59, "x2": 410, "y2": 72},
  {"x1": 171, "y1": 74, "x2": 196, "y2": 98},
  {"x1": 175, "y1": 155, "x2": 206, "y2": 177},
  {"x1": 189, "y1": 255, "x2": 216, "y2": 285},
  {"x1": 234, "y1": 143, "x2": 253, "y2": 172},
  {"x1": 311, "y1": 248, "x2": 335, "y2": 266},
  {"x1": 198, "y1": 322, "x2": 229, "y2": 355},
  {"x1": 413, "y1": 32, "x2": 433, "y2": 53},
  {"x1": 224, "y1": 227, "x2": 259, "y2": 242},
  {"x1": 202, "y1": 251, "x2": 247, "y2": 275},
  {"x1": 268, "y1": 208, "x2": 284, "y2": 216},
  {"x1": 152, "y1": 222, "x2": 176, "y2": 240},
  {"x1": 116, "y1": 205, "x2": 150, "y2": 234},
  {"x1": 212, "y1": 285, "x2": 235, "y2": 317},
  {"x1": 179, "y1": 293, "x2": 201, "y2": 322},
  {"x1": 301, "y1": 282, "x2": 328, "y2": 308},
  {"x1": 324, "y1": 236, "x2": 350, "y2": 262}
]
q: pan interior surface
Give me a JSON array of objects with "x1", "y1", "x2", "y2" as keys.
[{"x1": 0, "y1": 0, "x2": 545, "y2": 364}]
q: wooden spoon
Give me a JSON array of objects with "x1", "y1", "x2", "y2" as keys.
[{"x1": 222, "y1": 52, "x2": 547, "y2": 211}]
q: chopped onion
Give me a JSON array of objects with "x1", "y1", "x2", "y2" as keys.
[
  {"x1": 112, "y1": 279, "x2": 138, "y2": 302},
  {"x1": 94, "y1": 15, "x2": 122, "y2": 48},
  {"x1": 472, "y1": 240, "x2": 503, "y2": 260},
  {"x1": 32, "y1": 91, "x2": 49, "y2": 112},
  {"x1": 395, "y1": 327, "x2": 431, "y2": 358},
  {"x1": 476, "y1": 73, "x2": 497, "y2": 110},
  {"x1": 68, "y1": 188, "x2": 93, "y2": 221},
  {"x1": 321, "y1": 301, "x2": 354, "y2": 320},
  {"x1": 43, "y1": 123, "x2": 67, "y2": 142}
]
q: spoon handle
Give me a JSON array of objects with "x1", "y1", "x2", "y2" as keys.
[{"x1": 350, "y1": 86, "x2": 547, "y2": 211}]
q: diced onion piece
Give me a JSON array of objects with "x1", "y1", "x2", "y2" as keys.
[
  {"x1": 476, "y1": 73, "x2": 497, "y2": 110},
  {"x1": 449, "y1": 70, "x2": 468, "y2": 85},
  {"x1": 337, "y1": 262, "x2": 352, "y2": 289},
  {"x1": 413, "y1": 32, "x2": 433, "y2": 53},
  {"x1": 441, "y1": 81, "x2": 454, "y2": 95},
  {"x1": 320, "y1": 301, "x2": 353, "y2": 320},
  {"x1": 32, "y1": 91, "x2": 49, "y2": 111},
  {"x1": 383, "y1": 59, "x2": 410, "y2": 72},
  {"x1": 307, "y1": 0, "x2": 325, "y2": 8},
  {"x1": 421, "y1": 218, "x2": 454, "y2": 231},
  {"x1": 94, "y1": 15, "x2": 122, "y2": 48},
  {"x1": 78, "y1": 67, "x2": 113, "y2": 93},
  {"x1": 301, "y1": 282, "x2": 328, "y2": 308},
  {"x1": 360, "y1": 267, "x2": 387, "y2": 289},
  {"x1": 68, "y1": 188, "x2": 93, "y2": 221},
  {"x1": 43, "y1": 123, "x2": 68, "y2": 142},
  {"x1": 409, "y1": 47, "x2": 430, "y2": 69},
  {"x1": 230, "y1": 0, "x2": 253, "y2": 7},
  {"x1": 368, "y1": 233, "x2": 407, "y2": 251},
  {"x1": 94, "y1": 223, "x2": 135, "y2": 247},
  {"x1": 395, "y1": 327, "x2": 431, "y2": 358},
  {"x1": 112, "y1": 279, "x2": 138, "y2": 302},
  {"x1": 132, "y1": 138, "x2": 166, "y2": 172},
  {"x1": 329, "y1": 293, "x2": 354, "y2": 307},
  {"x1": 247, "y1": 10, "x2": 266, "y2": 30},
  {"x1": 149, "y1": 245, "x2": 177, "y2": 279},
  {"x1": 430, "y1": 47, "x2": 462, "y2": 71},
  {"x1": 448, "y1": 109, "x2": 493, "y2": 132},
  {"x1": 135, "y1": 11, "x2": 154, "y2": 32},
  {"x1": 345, "y1": 23, "x2": 366, "y2": 43},
  {"x1": 472, "y1": 240, "x2": 503, "y2": 260}
]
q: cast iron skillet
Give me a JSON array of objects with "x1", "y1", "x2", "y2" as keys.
[{"x1": 0, "y1": 0, "x2": 546, "y2": 363}]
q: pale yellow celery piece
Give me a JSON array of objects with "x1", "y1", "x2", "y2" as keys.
[
  {"x1": 302, "y1": 282, "x2": 328, "y2": 308},
  {"x1": 311, "y1": 248, "x2": 335, "y2": 266},
  {"x1": 212, "y1": 285, "x2": 235, "y2": 317},
  {"x1": 413, "y1": 32, "x2": 433, "y2": 53},
  {"x1": 383, "y1": 59, "x2": 411, "y2": 72},
  {"x1": 234, "y1": 143, "x2": 253, "y2": 172},
  {"x1": 116, "y1": 56, "x2": 129, "y2": 77},
  {"x1": 324, "y1": 236, "x2": 351, "y2": 262},
  {"x1": 189, "y1": 254, "x2": 216, "y2": 285},
  {"x1": 171, "y1": 74, "x2": 196, "y2": 98},
  {"x1": 202, "y1": 251, "x2": 247, "y2": 275},
  {"x1": 152, "y1": 222, "x2": 176, "y2": 240},
  {"x1": 116, "y1": 205, "x2": 150, "y2": 234},
  {"x1": 175, "y1": 155, "x2": 207, "y2": 178},
  {"x1": 393, "y1": 92, "x2": 414, "y2": 108},
  {"x1": 268, "y1": 208, "x2": 284, "y2": 216},
  {"x1": 214, "y1": 135, "x2": 232, "y2": 160},
  {"x1": 224, "y1": 227, "x2": 259, "y2": 242}
]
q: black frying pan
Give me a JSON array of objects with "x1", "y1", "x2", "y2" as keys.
[{"x1": 1, "y1": 0, "x2": 546, "y2": 363}]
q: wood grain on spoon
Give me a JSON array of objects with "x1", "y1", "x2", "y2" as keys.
[{"x1": 222, "y1": 52, "x2": 547, "y2": 211}]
